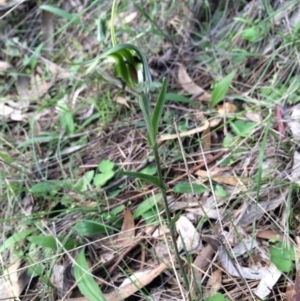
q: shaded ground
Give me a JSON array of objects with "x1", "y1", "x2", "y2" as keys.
[{"x1": 1, "y1": 0, "x2": 300, "y2": 300}]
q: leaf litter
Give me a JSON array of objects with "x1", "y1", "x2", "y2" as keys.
[{"x1": 1, "y1": 1, "x2": 300, "y2": 301}]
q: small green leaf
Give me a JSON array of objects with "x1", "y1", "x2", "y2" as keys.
[
  {"x1": 152, "y1": 77, "x2": 167, "y2": 139},
  {"x1": 98, "y1": 160, "x2": 114, "y2": 173},
  {"x1": 75, "y1": 170, "x2": 94, "y2": 192},
  {"x1": 74, "y1": 249, "x2": 106, "y2": 301},
  {"x1": 270, "y1": 242, "x2": 295, "y2": 272},
  {"x1": 211, "y1": 71, "x2": 235, "y2": 107},
  {"x1": 173, "y1": 183, "x2": 207, "y2": 194},
  {"x1": 27, "y1": 263, "x2": 45, "y2": 278},
  {"x1": 242, "y1": 27, "x2": 259, "y2": 42},
  {"x1": 122, "y1": 171, "x2": 163, "y2": 189},
  {"x1": 29, "y1": 181, "x2": 61, "y2": 196},
  {"x1": 75, "y1": 220, "x2": 118, "y2": 236},
  {"x1": 205, "y1": 293, "x2": 230, "y2": 301},
  {"x1": 223, "y1": 133, "x2": 234, "y2": 148},
  {"x1": 27, "y1": 235, "x2": 76, "y2": 251},
  {"x1": 93, "y1": 173, "x2": 114, "y2": 187},
  {"x1": 0, "y1": 228, "x2": 37, "y2": 253},
  {"x1": 230, "y1": 120, "x2": 256, "y2": 137},
  {"x1": 141, "y1": 165, "x2": 157, "y2": 176},
  {"x1": 133, "y1": 194, "x2": 162, "y2": 219},
  {"x1": 0, "y1": 152, "x2": 14, "y2": 164},
  {"x1": 215, "y1": 185, "x2": 227, "y2": 198}
]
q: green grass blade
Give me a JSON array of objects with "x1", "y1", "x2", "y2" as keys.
[
  {"x1": 40, "y1": 5, "x2": 81, "y2": 25},
  {"x1": 133, "y1": 193, "x2": 162, "y2": 218},
  {"x1": 122, "y1": 171, "x2": 163, "y2": 189},
  {"x1": 210, "y1": 71, "x2": 235, "y2": 107},
  {"x1": 74, "y1": 249, "x2": 106, "y2": 301},
  {"x1": 27, "y1": 235, "x2": 76, "y2": 251},
  {"x1": 152, "y1": 77, "x2": 167, "y2": 139},
  {"x1": 134, "y1": 4, "x2": 169, "y2": 39},
  {"x1": 0, "y1": 228, "x2": 37, "y2": 253}
]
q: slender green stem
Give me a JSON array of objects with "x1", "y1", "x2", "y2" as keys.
[
  {"x1": 153, "y1": 145, "x2": 191, "y2": 301},
  {"x1": 111, "y1": 0, "x2": 117, "y2": 47}
]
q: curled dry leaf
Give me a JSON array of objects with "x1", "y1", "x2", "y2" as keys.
[
  {"x1": 195, "y1": 168, "x2": 250, "y2": 186},
  {"x1": 244, "y1": 109, "x2": 262, "y2": 123},
  {"x1": 217, "y1": 102, "x2": 237, "y2": 115},
  {"x1": 115, "y1": 96, "x2": 131, "y2": 109},
  {"x1": 175, "y1": 215, "x2": 200, "y2": 252},
  {"x1": 177, "y1": 64, "x2": 211, "y2": 102}
]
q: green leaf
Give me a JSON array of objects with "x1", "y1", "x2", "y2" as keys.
[
  {"x1": 242, "y1": 27, "x2": 259, "y2": 42},
  {"x1": 93, "y1": 173, "x2": 114, "y2": 187},
  {"x1": 74, "y1": 249, "x2": 106, "y2": 301},
  {"x1": 173, "y1": 183, "x2": 207, "y2": 194},
  {"x1": 122, "y1": 171, "x2": 163, "y2": 189},
  {"x1": 162, "y1": 93, "x2": 198, "y2": 105},
  {"x1": 152, "y1": 77, "x2": 167, "y2": 139},
  {"x1": 205, "y1": 293, "x2": 230, "y2": 301},
  {"x1": 75, "y1": 170, "x2": 94, "y2": 192},
  {"x1": 215, "y1": 185, "x2": 227, "y2": 198},
  {"x1": 27, "y1": 235, "x2": 76, "y2": 251},
  {"x1": 140, "y1": 165, "x2": 157, "y2": 176},
  {"x1": 0, "y1": 152, "x2": 14, "y2": 164},
  {"x1": 40, "y1": 5, "x2": 82, "y2": 25},
  {"x1": 27, "y1": 263, "x2": 45, "y2": 278},
  {"x1": 230, "y1": 120, "x2": 256, "y2": 137},
  {"x1": 98, "y1": 160, "x2": 114, "y2": 173},
  {"x1": 133, "y1": 194, "x2": 162, "y2": 219},
  {"x1": 58, "y1": 102, "x2": 75, "y2": 135},
  {"x1": 223, "y1": 133, "x2": 234, "y2": 148},
  {"x1": 270, "y1": 242, "x2": 295, "y2": 272},
  {"x1": 75, "y1": 220, "x2": 118, "y2": 236},
  {"x1": 210, "y1": 71, "x2": 235, "y2": 107},
  {"x1": 0, "y1": 228, "x2": 37, "y2": 253}
]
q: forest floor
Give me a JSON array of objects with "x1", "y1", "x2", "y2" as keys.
[{"x1": 1, "y1": 1, "x2": 300, "y2": 300}]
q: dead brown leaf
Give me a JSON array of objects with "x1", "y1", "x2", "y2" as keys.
[
  {"x1": 192, "y1": 244, "x2": 215, "y2": 290},
  {"x1": 217, "y1": 102, "x2": 237, "y2": 115},
  {"x1": 177, "y1": 64, "x2": 211, "y2": 102},
  {"x1": 256, "y1": 229, "x2": 284, "y2": 241},
  {"x1": 204, "y1": 269, "x2": 222, "y2": 298},
  {"x1": 0, "y1": 260, "x2": 30, "y2": 299},
  {"x1": 195, "y1": 169, "x2": 250, "y2": 186},
  {"x1": 118, "y1": 208, "x2": 135, "y2": 246},
  {"x1": 115, "y1": 96, "x2": 131, "y2": 109}
]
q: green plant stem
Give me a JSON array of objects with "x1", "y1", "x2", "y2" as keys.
[
  {"x1": 152, "y1": 145, "x2": 191, "y2": 301},
  {"x1": 111, "y1": 0, "x2": 117, "y2": 47}
]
